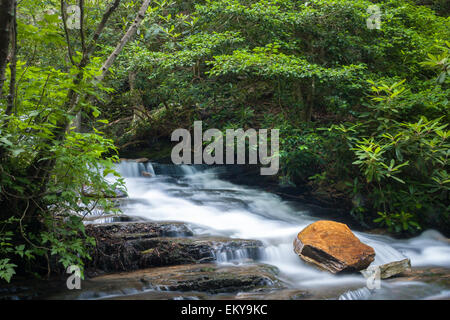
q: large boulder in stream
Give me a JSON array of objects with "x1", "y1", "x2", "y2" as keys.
[
  {"x1": 293, "y1": 220, "x2": 375, "y2": 273},
  {"x1": 85, "y1": 222, "x2": 263, "y2": 274}
]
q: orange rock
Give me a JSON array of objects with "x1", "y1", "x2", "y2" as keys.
[{"x1": 293, "y1": 220, "x2": 375, "y2": 273}]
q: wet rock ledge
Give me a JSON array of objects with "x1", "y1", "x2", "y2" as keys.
[
  {"x1": 0, "y1": 222, "x2": 279, "y2": 300},
  {"x1": 85, "y1": 222, "x2": 264, "y2": 275},
  {"x1": 48, "y1": 263, "x2": 283, "y2": 299}
]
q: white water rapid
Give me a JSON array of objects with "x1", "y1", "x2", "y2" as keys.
[{"x1": 103, "y1": 161, "x2": 450, "y2": 300}]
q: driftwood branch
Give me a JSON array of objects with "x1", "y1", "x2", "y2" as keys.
[
  {"x1": 101, "y1": 116, "x2": 133, "y2": 128},
  {"x1": 5, "y1": 0, "x2": 17, "y2": 116}
]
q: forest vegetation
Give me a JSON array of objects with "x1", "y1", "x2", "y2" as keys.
[{"x1": 0, "y1": 0, "x2": 448, "y2": 282}]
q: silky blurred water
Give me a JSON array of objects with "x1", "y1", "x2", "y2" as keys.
[{"x1": 107, "y1": 161, "x2": 450, "y2": 299}]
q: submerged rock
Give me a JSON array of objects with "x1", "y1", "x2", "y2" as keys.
[
  {"x1": 232, "y1": 289, "x2": 313, "y2": 300},
  {"x1": 293, "y1": 220, "x2": 375, "y2": 273},
  {"x1": 361, "y1": 258, "x2": 411, "y2": 279}
]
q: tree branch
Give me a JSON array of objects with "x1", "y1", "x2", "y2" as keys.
[
  {"x1": 25, "y1": 0, "x2": 125, "y2": 216},
  {"x1": 97, "y1": 0, "x2": 152, "y2": 81},
  {"x1": 79, "y1": 0, "x2": 86, "y2": 54},
  {"x1": 119, "y1": 140, "x2": 148, "y2": 150},
  {"x1": 60, "y1": 0, "x2": 76, "y2": 66}
]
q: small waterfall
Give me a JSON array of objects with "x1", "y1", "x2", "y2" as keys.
[
  {"x1": 181, "y1": 165, "x2": 197, "y2": 175},
  {"x1": 116, "y1": 161, "x2": 154, "y2": 178},
  {"x1": 213, "y1": 247, "x2": 263, "y2": 264},
  {"x1": 145, "y1": 162, "x2": 156, "y2": 176}
]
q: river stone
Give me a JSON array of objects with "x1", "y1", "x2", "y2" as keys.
[
  {"x1": 386, "y1": 267, "x2": 450, "y2": 287},
  {"x1": 361, "y1": 258, "x2": 411, "y2": 279},
  {"x1": 3, "y1": 263, "x2": 284, "y2": 300},
  {"x1": 293, "y1": 220, "x2": 375, "y2": 273},
  {"x1": 86, "y1": 221, "x2": 194, "y2": 239}
]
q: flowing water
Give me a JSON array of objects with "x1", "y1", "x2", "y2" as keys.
[{"x1": 103, "y1": 161, "x2": 450, "y2": 300}]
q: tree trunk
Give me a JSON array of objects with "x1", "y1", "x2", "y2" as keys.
[
  {"x1": 303, "y1": 77, "x2": 315, "y2": 123},
  {"x1": 6, "y1": 0, "x2": 17, "y2": 116},
  {"x1": 73, "y1": 111, "x2": 82, "y2": 132},
  {"x1": 129, "y1": 71, "x2": 146, "y2": 123},
  {"x1": 74, "y1": 0, "x2": 152, "y2": 130},
  {"x1": 293, "y1": 82, "x2": 304, "y2": 126},
  {"x1": 97, "y1": 0, "x2": 152, "y2": 82},
  {"x1": 0, "y1": 0, "x2": 15, "y2": 95}
]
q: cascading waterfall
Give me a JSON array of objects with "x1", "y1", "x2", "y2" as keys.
[
  {"x1": 213, "y1": 247, "x2": 264, "y2": 264},
  {"x1": 105, "y1": 161, "x2": 450, "y2": 299},
  {"x1": 116, "y1": 160, "x2": 155, "y2": 177}
]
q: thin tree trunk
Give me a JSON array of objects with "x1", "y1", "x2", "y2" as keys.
[
  {"x1": 0, "y1": 0, "x2": 15, "y2": 163},
  {"x1": 303, "y1": 77, "x2": 315, "y2": 122},
  {"x1": 293, "y1": 82, "x2": 304, "y2": 126},
  {"x1": 73, "y1": 0, "x2": 151, "y2": 131},
  {"x1": 87, "y1": 0, "x2": 122, "y2": 57},
  {"x1": 5, "y1": 0, "x2": 17, "y2": 116},
  {"x1": 97, "y1": 0, "x2": 152, "y2": 82},
  {"x1": 74, "y1": 0, "x2": 152, "y2": 130},
  {"x1": 129, "y1": 71, "x2": 146, "y2": 123},
  {"x1": 0, "y1": 0, "x2": 15, "y2": 95}
]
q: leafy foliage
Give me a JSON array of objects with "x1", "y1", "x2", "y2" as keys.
[
  {"x1": 330, "y1": 79, "x2": 448, "y2": 233},
  {"x1": 104, "y1": 0, "x2": 448, "y2": 235}
]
